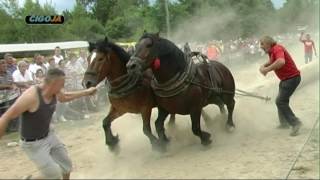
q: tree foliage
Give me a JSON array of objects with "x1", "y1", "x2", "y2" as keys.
[{"x1": 0, "y1": 0, "x2": 318, "y2": 43}]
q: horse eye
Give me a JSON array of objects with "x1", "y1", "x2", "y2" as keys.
[{"x1": 146, "y1": 44, "x2": 152, "y2": 48}]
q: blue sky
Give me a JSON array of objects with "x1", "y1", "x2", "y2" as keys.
[{"x1": 18, "y1": 0, "x2": 287, "y2": 13}]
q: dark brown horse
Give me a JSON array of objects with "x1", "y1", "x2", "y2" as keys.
[
  {"x1": 127, "y1": 32, "x2": 236, "y2": 146},
  {"x1": 82, "y1": 37, "x2": 174, "y2": 151}
]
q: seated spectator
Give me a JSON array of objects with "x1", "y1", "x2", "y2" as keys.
[
  {"x1": 0, "y1": 59, "x2": 20, "y2": 133},
  {"x1": 12, "y1": 60, "x2": 34, "y2": 92},
  {"x1": 4, "y1": 53, "x2": 17, "y2": 75},
  {"x1": 34, "y1": 69, "x2": 45, "y2": 84}
]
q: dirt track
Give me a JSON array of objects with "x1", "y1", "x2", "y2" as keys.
[{"x1": 0, "y1": 45, "x2": 319, "y2": 179}]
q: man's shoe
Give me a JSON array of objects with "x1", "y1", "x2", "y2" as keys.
[{"x1": 290, "y1": 121, "x2": 302, "y2": 136}]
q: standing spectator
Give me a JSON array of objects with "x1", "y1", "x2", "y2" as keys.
[
  {"x1": 259, "y1": 36, "x2": 302, "y2": 136},
  {"x1": 206, "y1": 43, "x2": 220, "y2": 61},
  {"x1": 65, "y1": 53, "x2": 85, "y2": 91},
  {"x1": 29, "y1": 54, "x2": 48, "y2": 77},
  {"x1": 77, "y1": 49, "x2": 88, "y2": 69},
  {"x1": 299, "y1": 32, "x2": 317, "y2": 64},
  {"x1": 12, "y1": 60, "x2": 34, "y2": 93},
  {"x1": 47, "y1": 57, "x2": 56, "y2": 69},
  {"x1": 4, "y1": 53, "x2": 17, "y2": 75},
  {"x1": 53, "y1": 46, "x2": 64, "y2": 65},
  {"x1": 0, "y1": 59, "x2": 20, "y2": 133}
]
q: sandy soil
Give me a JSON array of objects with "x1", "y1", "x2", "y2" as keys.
[{"x1": 0, "y1": 43, "x2": 319, "y2": 179}]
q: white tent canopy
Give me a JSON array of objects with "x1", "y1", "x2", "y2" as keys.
[{"x1": 0, "y1": 41, "x2": 89, "y2": 53}]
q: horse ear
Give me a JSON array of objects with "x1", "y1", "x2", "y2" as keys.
[
  {"x1": 143, "y1": 30, "x2": 147, "y2": 35},
  {"x1": 155, "y1": 31, "x2": 160, "y2": 38},
  {"x1": 104, "y1": 36, "x2": 109, "y2": 42},
  {"x1": 88, "y1": 42, "x2": 96, "y2": 52}
]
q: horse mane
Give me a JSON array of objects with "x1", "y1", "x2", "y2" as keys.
[
  {"x1": 93, "y1": 39, "x2": 130, "y2": 64},
  {"x1": 141, "y1": 33, "x2": 186, "y2": 70}
]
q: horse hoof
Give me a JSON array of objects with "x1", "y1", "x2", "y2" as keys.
[
  {"x1": 108, "y1": 143, "x2": 120, "y2": 154},
  {"x1": 152, "y1": 143, "x2": 167, "y2": 153},
  {"x1": 226, "y1": 124, "x2": 235, "y2": 133},
  {"x1": 106, "y1": 135, "x2": 119, "y2": 146},
  {"x1": 201, "y1": 139, "x2": 212, "y2": 146},
  {"x1": 201, "y1": 132, "x2": 212, "y2": 146}
]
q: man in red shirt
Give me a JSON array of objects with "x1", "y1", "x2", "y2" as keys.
[
  {"x1": 206, "y1": 43, "x2": 220, "y2": 61},
  {"x1": 299, "y1": 32, "x2": 317, "y2": 64},
  {"x1": 259, "y1": 36, "x2": 302, "y2": 136}
]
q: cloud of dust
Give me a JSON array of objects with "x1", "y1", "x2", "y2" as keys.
[{"x1": 171, "y1": 8, "x2": 238, "y2": 43}]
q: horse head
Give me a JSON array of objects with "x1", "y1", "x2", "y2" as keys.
[
  {"x1": 83, "y1": 37, "x2": 130, "y2": 88},
  {"x1": 127, "y1": 31, "x2": 186, "y2": 80}
]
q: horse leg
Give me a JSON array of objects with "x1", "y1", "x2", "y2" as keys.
[
  {"x1": 226, "y1": 98, "x2": 235, "y2": 132},
  {"x1": 141, "y1": 108, "x2": 163, "y2": 151},
  {"x1": 155, "y1": 108, "x2": 170, "y2": 145},
  {"x1": 191, "y1": 110, "x2": 212, "y2": 146},
  {"x1": 219, "y1": 103, "x2": 226, "y2": 114},
  {"x1": 103, "y1": 106, "x2": 124, "y2": 148},
  {"x1": 168, "y1": 114, "x2": 176, "y2": 126},
  {"x1": 215, "y1": 96, "x2": 226, "y2": 114}
]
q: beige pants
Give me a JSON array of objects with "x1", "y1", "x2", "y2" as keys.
[{"x1": 20, "y1": 130, "x2": 72, "y2": 179}]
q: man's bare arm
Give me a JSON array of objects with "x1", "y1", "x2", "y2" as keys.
[
  {"x1": 312, "y1": 42, "x2": 317, "y2": 56},
  {"x1": 0, "y1": 90, "x2": 34, "y2": 138},
  {"x1": 299, "y1": 32, "x2": 304, "y2": 42},
  {"x1": 57, "y1": 87, "x2": 97, "y2": 103}
]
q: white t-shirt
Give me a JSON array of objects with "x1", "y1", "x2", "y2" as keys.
[
  {"x1": 54, "y1": 55, "x2": 64, "y2": 65},
  {"x1": 29, "y1": 64, "x2": 41, "y2": 74},
  {"x1": 12, "y1": 69, "x2": 34, "y2": 82},
  {"x1": 44, "y1": 62, "x2": 49, "y2": 69}
]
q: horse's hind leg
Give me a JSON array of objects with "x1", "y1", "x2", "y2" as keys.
[
  {"x1": 219, "y1": 104, "x2": 226, "y2": 114},
  {"x1": 226, "y1": 98, "x2": 235, "y2": 132},
  {"x1": 215, "y1": 96, "x2": 226, "y2": 114},
  {"x1": 168, "y1": 114, "x2": 176, "y2": 126},
  {"x1": 103, "y1": 106, "x2": 124, "y2": 148},
  {"x1": 191, "y1": 110, "x2": 212, "y2": 146},
  {"x1": 141, "y1": 108, "x2": 162, "y2": 151},
  {"x1": 155, "y1": 107, "x2": 170, "y2": 144}
]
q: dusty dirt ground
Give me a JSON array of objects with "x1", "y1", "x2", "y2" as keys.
[{"x1": 0, "y1": 43, "x2": 319, "y2": 179}]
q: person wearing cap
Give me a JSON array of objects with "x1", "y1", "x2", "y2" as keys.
[{"x1": 259, "y1": 36, "x2": 302, "y2": 136}]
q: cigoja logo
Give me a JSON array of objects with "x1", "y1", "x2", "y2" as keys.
[{"x1": 25, "y1": 15, "x2": 64, "y2": 24}]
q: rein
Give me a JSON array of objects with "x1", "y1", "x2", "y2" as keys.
[{"x1": 151, "y1": 52, "x2": 271, "y2": 101}]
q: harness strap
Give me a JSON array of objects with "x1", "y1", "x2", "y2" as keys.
[{"x1": 106, "y1": 72, "x2": 143, "y2": 98}]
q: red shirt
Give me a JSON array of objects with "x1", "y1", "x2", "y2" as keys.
[
  {"x1": 207, "y1": 46, "x2": 219, "y2": 61},
  {"x1": 268, "y1": 44, "x2": 300, "y2": 80},
  {"x1": 301, "y1": 40, "x2": 314, "y2": 53}
]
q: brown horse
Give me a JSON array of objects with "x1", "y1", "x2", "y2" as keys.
[
  {"x1": 82, "y1": 37, "x2": 175, "y2": 151},
  {"x1": 127, "y1": 32, "x2": 236, "y2": 146}
]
